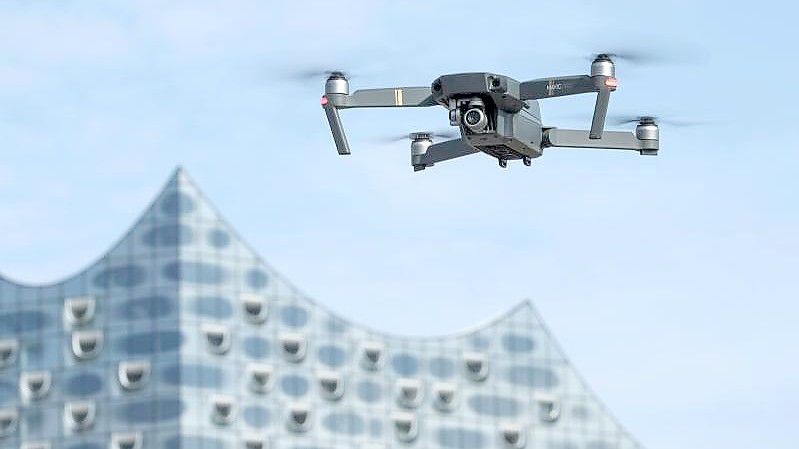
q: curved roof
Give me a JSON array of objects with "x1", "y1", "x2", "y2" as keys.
[{"x1": 0, "y1": 168, "x2": 643, "y2": 449}]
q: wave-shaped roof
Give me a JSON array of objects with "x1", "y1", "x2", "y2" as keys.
[{"x1": 0, "y1": 168, "x2": 643, "y2": 449}]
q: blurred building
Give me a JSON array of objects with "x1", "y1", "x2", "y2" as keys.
[{"x1": 0, "y1": 169, "x2": 642, "y2": 449}]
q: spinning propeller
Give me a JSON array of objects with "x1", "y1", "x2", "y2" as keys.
[
  {"x1": 610, "y1": 115, "x2": 706, "y2": 127},
  {"x1": 582, "y1": 44, "x2": 709, "y2": 67},
  {"x1": 379, "y1": 130, "x2": 459, "y2": 144},
  {"x1": 292, "y1": 69, "x2": 351, "y2": 81}
]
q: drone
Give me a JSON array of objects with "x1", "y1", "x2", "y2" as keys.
[{"x1": 320, "y1": 54, "x2": 659, "y2": 171}]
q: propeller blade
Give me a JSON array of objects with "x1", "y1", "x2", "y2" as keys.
[
  {"x1": 589, "y1": 51, "x2": 658, "y2": 65},
  {"x1": 610, "y1": 115, "x2": 707, "y2": 127},
  {"x1": 378, "y1": 129, "x2": 460, "y2": 144},
  {"x1": 289, "y1": 68, "x2": 352, "y2": 81},
  {"x1": 555, "y1": 113, "x2": 711, "y2": 128},
  {"x1": 580, "y1": 40, "x2": 710, "y2": 67}
]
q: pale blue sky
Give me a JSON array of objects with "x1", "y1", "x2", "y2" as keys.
[{"x1": 0, "y1": 1, "x2": 797, "y2": 448}]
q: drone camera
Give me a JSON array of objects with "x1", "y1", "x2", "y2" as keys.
[
  {"x1": 463, "y1": 108, "x2": 488, "y2": 133},
  {"x1": 457, "y1": 98, "x2": 490, "y2": 133}
]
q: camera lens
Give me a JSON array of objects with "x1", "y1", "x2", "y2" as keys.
[
  {"x1": 463, "y1": 108, "x2": 488, "y2": 132},
  {"x1": 465, "y1": 110, "x2": 482, "y2": 126}
]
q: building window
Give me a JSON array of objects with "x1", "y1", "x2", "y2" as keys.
[
  {"x1": 71, "y1": 331, "x2": 103, "y2": 360},
  {"x1": 356, "y1": 380, "x2": 383, "y2": 403},
  {"x1": 428, "y1": 357, "x2": 456, "y2": 379},
  {"x1": 317, "y1": 345, "x2": 347, "y2": 368},
  {"x1": 286, "y1": 404, "x2": 312, "y2": 433},
  {"x1": 391, "y1": 353, "x2": 419, "y2": 376},
  {"x1": 247, "y1": 364, "x2": 273, "y2": 394},
  {"x1": 241, "y1": 293, "x2": 268, "y2": 324},
  {"x1": 202, "y1": 325, "x2": 231, "y2": 355},
  {"x1": 211, "y1": 395, "x2": 236, "y2": 425},
  {"x1": 360, "y1": 342, "x2": 384, "y2": 370},
  {"x1": 111, "y1": 432, "x2": 143, "y2": 449},
  {"x1": 242, "y1": 435, "x2": 265, "y2": 449},
  {"x1": 279, "y1": 305, "x2": 308, "y2": 328},
  {"x1": 0, "y1": 339, "x2": 18, "y2": 368},
  {"x1": 432, "y1": 382, "x2": 457, "y2": 412},
  {"x1": 535, "y1": 393, "x2": 560, "y2": 422},
  {"x1": 396, "y1": 379, "x2": 423, "y2": 409},
  {"x1": 0, "y1": 408, "x2": 18, "y2": 437},
  {"x1": 280, "y1": 375, "x2": 309, "y2": 397},
  {"x1": 279, "y1": 333, "x2": 306, "y2": 363},
  {"x1": 20, "y1": 372, "x2": 51, "y2": 401},
  {"x1": 118, "y1": 361, "x2": 151, "y2": 391},
  {"x1": 64, "y1": 401, "x2": 96, "y2": 431},
  {"x1": 392, "y1": 412, "x2": 418, "y2": 442},
  {"x1": 500, "y1": 424, "x2": 526, "y2": 449},
  {"x1": 64, "y1": 296, "x2": 96, "y2": 326},
  {"x1": 317, "y1": 371, "x2": 344, "y2": 401},
  {"x1": 463, "y1": 352, "x2": 488, "y2": 381}
]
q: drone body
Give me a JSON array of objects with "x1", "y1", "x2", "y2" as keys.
[{"x1": 321, "y1": 55, "x2": 659, "y2": 170}]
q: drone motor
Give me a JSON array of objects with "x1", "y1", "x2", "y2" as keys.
[
  {"x1": 590, "y1": 54, "x2": 616, "y2": 77},
  {"x1": 325, "y1": 72, "x2": 349, "y2": 95},
  {"x1": 635, "y1": 118, "x2": 659, "y2": 155},
  {"x1": 410, "y1": 133, "x2": 433, "y2": 156}
]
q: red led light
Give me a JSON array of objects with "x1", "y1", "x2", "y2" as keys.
[
  {"x1": 320, "y1": 96, "x2": 329, "y2": 106},
  {"x1": 604, "y1": 77, "x2": 618, "y2": 88}
]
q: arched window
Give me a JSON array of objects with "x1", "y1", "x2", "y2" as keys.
[
  {"x1": 396, "y1": 379, "x2": 423, "y2": 408},
  {"x1": 0, "y1": 339, "x2": 19, "y2": 368},
  {"x1": 0, "y1": 408, "x2": 17, "y2": 437},
  {"x1": 360, "y1": 342, "x2": 384, "y2": 370},
  {"x1": 286, "y1": 404, "x2": 312, "y2": 432},
  {"x1": 118, "y1": 361, "x2": 150, "y2": 391},
  {"x1": 317, "y1": 371, "x2": 344, "y2": 401},
  {"x1": 211, "y1": 395, "x2": 236, "y2": 425},
  {"x1": 71, "y1": 331, "x2": 103, "y2": 360},
  {"x1": 64, "y1": 296, "x2": 96, "y2": 326},
  {"x1": 248, "y1": 364, "x2": 273, "y2": 394},
  {"x1": 64, "y1": 401, "x2": 96, "y2": 431},
  {"x1": 392, "y1": 412, "x2": 418, "y2": 442},
  {"x1": 111, "y1": 432, "x2": 143, "y2": 449},
  {"x1": 500, "y1": 424, "x2": 526, "y2": 449},
  {"x1": 20, "y1": 371, "x2": 51, "y2": 401},
  {"x1": 241, "y1": 293, "x2": 268, "y2": 324},
  {"x1": 463, "y1": 352, "x2": 488, "y2": 381},
  {"x1": 202, "y1": 325, "x2": 231, "y2": 355},
  {"x1": 280, "y1": 333, "x2": 306, "y2": 363},
  {"x1": 432, "y1": 382, "x2": 457, "y2": 412}
]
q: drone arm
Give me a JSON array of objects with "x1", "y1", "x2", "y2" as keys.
[
  {"x1": 542, "y1": 128, "x2": 658, "y2": 155},
  {"x1": 412, "y1": 138, "x2": 479, "y2": 170},
  {"x1": 519, "y1": 75, "x2": 596, "y2": 100},
  {"x1": 330, "y1": 87, "x2": 437, "y2": 109},
  {"x1": 521, "y1": 75, "x2": 617, "y2": 138},
  {"x1": 321, "y1": 86, "x2": 437, "y2": 155}
]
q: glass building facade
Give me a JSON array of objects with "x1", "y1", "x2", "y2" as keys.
[{"x1": 0, "y1": 169, "x2": 642, "y2": 449}]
